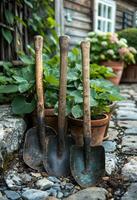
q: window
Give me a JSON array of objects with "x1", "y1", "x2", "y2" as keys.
[{"x1": 94, "y1": 0, "x2": 116, "y2": 33}]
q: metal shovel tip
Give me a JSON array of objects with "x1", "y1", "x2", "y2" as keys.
[
  {"x1": 23, "y1": 126, "x2": 56, "y2": 171},
  {"x1": 70, "y1": 145, "x2": 105, "y2": 188},
  {"x1": 44, "y1": 135, "x2": 73, "y2": 177}
]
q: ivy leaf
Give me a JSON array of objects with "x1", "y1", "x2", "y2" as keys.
[
  {"x1": 72, "y1": 104, "x2": 83, "y2": 119},
  {"x1": 11, "y1": 96, "x2": 36, "y2": 114},
  {"x1": 2, "y1": 28, "x2": 13, "y2": 44},
  {"x1": 0, "y1": 85, "x2": 18, "y2": 93},
  {"x1": 5, "y1": 9, "x2": 14, "y2": 25}
]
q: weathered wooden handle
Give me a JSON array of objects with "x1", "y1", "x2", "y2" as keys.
[
  {"x1": 34, "y1": 35, "x2": 44, "y2": 117},
  {"x1": 58, "y1": 35, "x2": 70, "y2": 144},
  {"x1": 34, "y1": 35, "x2": 45, "y2": 152},
  {"x1": 81, "y1": 40, "x2": 91, "y2": 139}
]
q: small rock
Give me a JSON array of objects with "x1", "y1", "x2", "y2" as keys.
[
  {"x1": 107, "y1": 128, "x2": 118, "y2": 140},
  {"x1": 22, "y1": 189, "x2": 49, "y2": 200},
  {"x1": 20, "y1": 173, "x2": 32, "y2": 183},
  {"x1": 4, "y1": 190, "x2": 20, "y2": 200},
  {"x1": 122, "y1": 157, "x2": 137, "y2": 181},
  {"x1": 121, "y1": 183, "x2": 137, "y2": 200},
  {"x1": 30, "y1": 172, "x2": 41, "y2": 178},
  {"x1": 103, "y1": 141, "x2": 117, "y2": 153},
  {"x1": 57, "y1": 191, "x2": 63, "y2": 198},
  {"x1": 5, "y1": 170, "x2": 22, "y2": 189},
  {"x1": 46, "y1": 188, "x2": 57, "y2": 197},
  {"x1": 65, "y1": 183, "x2": 74, "y2": 190},
  {"x1": 106, "y1": 153, "x2": 118, "y2": 175},
  {"x1": 48, "y1": 177, "x2": 60, "y2": 183},
  {"x1": 64, "y1": 187, "x2": 108, "y2": 200},
  {"x1": 36, "y1": 178, "x2": 54, "y2": 190},
  {"x1": 46, "y1": 197, "x2": 59, "y2": 200}
]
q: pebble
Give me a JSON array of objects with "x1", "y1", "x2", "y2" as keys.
[
  {"x1": 30, "y1": 172, "x2": 41, "y2": 178},
  {"x1": 64, "y1": 187, "x2": 108, "y2": 200},
  {"x1": 4, "y1": 190, "x2": 20, "y2": 200},
  {"x1": 36, "y1": 178, "x2": 54, "y2": 190},
  {"x1": 22, "y1": 189, "x2": 49, "y2": 200},
  {"x1": 57, "y1": 191, "x2": 63, "y2": 198},
  {"x1": 121, "y1": 183, "x2": 137, "y2": 200},
  {"x1": 48, "y1": 177, "x2": 60, "y2": 183},
  {"x1": 122, "y1": 157, "x2": 137, "y2": 181},
  {"x1": 103, "y1": 141, "x2": 117, "y2": 153},
  {"x1": 105, "y1": 153, "x2": 118, "y2": 175},
  {"x1": 5, "y1": 170, "x2": 22, "y2": 190}
]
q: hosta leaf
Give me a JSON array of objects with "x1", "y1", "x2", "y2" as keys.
[
  {"x1": 70, "y1": 90, "x2": 83, "y2": 103},
  {"x1": 12, "y1": 76, "x2": 28, "y2": 84},
  {"x1": 18, "y1": 83, "x2": 32, "y2": 93},
  {"x1": 5, "y1": 9, "x2": 14, "y2": 24},
  {"x1": 72, "y1": 104, "x2": 83, "y2": 119},
  {"x1": 0, "y1": 85, "x2": 18, "y2": 93},
  {"x1": 2, "y1": 28, "x2": 13, "y2": 44},
  {"x1": 11, "y1": 96, "x2": 36, "y2": 114}
]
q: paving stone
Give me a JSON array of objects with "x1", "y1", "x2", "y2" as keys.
[
  {"x1": 116, "y1": 113, "x2": 137, "y2": 120},
  {"x1": 103, "y1": 141, "x2": 117, "y2": 153},
  {"x1": 116, "y1": 101, "x2": 136, "y2": 107},
  {"x1": 116, "y1": 107, "x2": 137, "y2": 112},
  {"x1": 117, "y1": 121, "x2": 137, "y2": 128},
  {"x1": 22, "y1": 189, "x2": 49, "y2": 200},
  {"x1": 4, "y1": 190, "x2": 20, "y2": 200},
  {"x1": 106, "y1": 153, "x2": 118, "y2": 175},
  {"x1": 122, "y1": 136, "x2": 137, "y2": 155},
  {"x1": 36, "y1": 178, "x2": 54, "y2": 190},
  {"x1": 122, "y1": 157, "x2": 137, "y2": 182},
  {"x1": 121, "y1": 183, "x2": 137, "y2": 200},
  {"x1": 107, "y1": 128, "x2": 118, "y2": 140},
  {"x1": 125, "y1": 128, "x2": 137, "y2": 135},
  {"x1": 64, "y1": 187, "x2": 108, "y2": 200},
  {"x1": 116, "y1": 111, "x2": 137, "y2": 116}
]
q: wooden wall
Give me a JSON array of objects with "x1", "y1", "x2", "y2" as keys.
[
  {"x1": 64, "y1": 0, "x2": 93, "y2": 46},
  {"x1": 115, "y1": 0, "x2": 136, "y2": 31}
]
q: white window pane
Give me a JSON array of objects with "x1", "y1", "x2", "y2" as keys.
[
  {"x1": 108, "y1": 6, "x2": 112, "y2": 19},
  {"x1": 103, "y1": 4, "x2": 106, "y2": 17},
  {"x1": 108, "y1": 22, "x2": 112, "y2": 32},
  {"x1": 98, "y1": 3, "x2": 102, "y2": 16}
]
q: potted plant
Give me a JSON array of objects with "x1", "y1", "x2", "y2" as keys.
[
  {"x1": 66, "y1": 72, "x2": 123, "y2": 146},
  {"x1": 87, "y1": 32, "x2": 137, "y2": 85}
]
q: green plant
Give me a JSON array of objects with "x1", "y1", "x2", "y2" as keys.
[
  {"x1": 118, "y1": 28, "x2": 137, "y2": 62},
  {"x1": 87, "y1": 32, "x2": 137, "y2": 64},
  {"x1": 90, "y1": 63, "x2": 115, "y2": 79},
  {"x1": 0, "y1": 51, "x2": 59, "y2": 114},
  {"x1": 66, "y1": 79, "x2": 124, "y2": 119}
]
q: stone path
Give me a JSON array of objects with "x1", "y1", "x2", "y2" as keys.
[{"x1": 1, "y1": 84, "x2": 137, "y2": 199}]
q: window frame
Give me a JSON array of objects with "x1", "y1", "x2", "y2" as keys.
[{"x1": 94, "y1": 0, "x2": 116, "y2": 33}]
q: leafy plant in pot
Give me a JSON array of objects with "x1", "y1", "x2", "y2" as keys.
[
  {"x1": 87, "y1": 32, "x2": 137, "y2": 85},
  {"x1": 66, "y1": 76, "x2": 123, "y2": 146}
]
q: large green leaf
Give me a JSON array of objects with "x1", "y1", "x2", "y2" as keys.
[
  {"x1": 0, "y1": 85, "x2": 18, "y2": 93},
  {"x1": 2, "y1": 28, "x2": 13, "y2": 44},
  {"x1": 72, "y1": 104, "x2": 83, "y2": 119},
  {"x1": 5, "y1": 9, "x2": 14, "y2": 25},
  {"x1": 11, "y1": 96, "x2": 36, "y2": 114},
  {"x1": 19, "y1": 55, "x2": 34, "y2": 65}
]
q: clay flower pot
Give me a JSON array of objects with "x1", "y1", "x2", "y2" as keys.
[
  {"x1": 68, "y1": 114, "x2": 109, "y2": 146},
  {"x1": 32, "y1": 108, "x2": 58, "y2": 132},
  {"x1": 103, "y1": 102, "x2": 117, "y2": 140},
  {"x1": 101, "y1": 61, "x2": 124, "y2": 85}
]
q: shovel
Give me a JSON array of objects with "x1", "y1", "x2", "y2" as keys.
[
  {"x1": 23, "y1": 36, "x2": 56, "y2": 171},
  {"x1": 44, "y1": 35, "x2": 72, "y2": 177},
  {"x1": 70, "y1": 40, "x2": 105, "y2": 187}
]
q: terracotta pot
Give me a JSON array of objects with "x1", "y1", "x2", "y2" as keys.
[
  {"x1": 68, "y1": 114, "x2": 109, "y2": 146},
  {"x1": 101, "y1": 61, "x2": 124, "y2": 85},
  {"x1": 103, "y1": 102, "x2": 116, "y2": 140},
  {"x1": 32, "y1": 108, "x2": 58, "y2": 132}
]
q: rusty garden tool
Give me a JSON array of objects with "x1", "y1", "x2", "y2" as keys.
[
  {"x1": 23, "y1": 36, "x2": 56, "y2": 171},
  {"x1": 44, "y1": 36, "x2": 73, "y2": 177},
  {"x1": 70, "y1": 41, "x2": 105, "y2": 187}
]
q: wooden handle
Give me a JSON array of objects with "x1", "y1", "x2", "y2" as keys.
[
  {"x1": 81, "y1": 40, "x2": 91, "y2": 139},
  {"x1": 34, "y1": 35, "x2": 44, "y2": 119},
  {"x1": 34, "y1": 36, "x2": 46, "y2": 153},
  {"x1": 58, "y1": 36, "x2": 70, "y2": 144}
]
